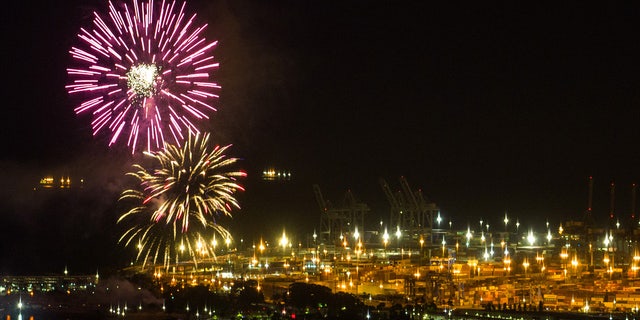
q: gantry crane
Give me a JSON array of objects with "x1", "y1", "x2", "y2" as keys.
[
  {"x1": 380, "y1": 176, "x2": 439, "y2": 243},
  {"x1": 313, "y1": 184, "x2": 369, "y2": 245}
]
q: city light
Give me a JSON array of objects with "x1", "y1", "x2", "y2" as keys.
[
  {"x1": 382, "y1": 228, "x2": 389, "y2": 247},
  {"x1": 527, "y1": 230, "x2": 536, "y2": 246},
  {"x1": 280, "y1": 231, "x2": 288, "y2": 249}
]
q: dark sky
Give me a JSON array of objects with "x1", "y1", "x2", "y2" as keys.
[{"x1": 1, "y1": 1, "x2": 640, "y2": 274}]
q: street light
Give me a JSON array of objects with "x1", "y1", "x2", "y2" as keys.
[
  {"x1": 560, "y1": 247, "x2": 568, "y2": 279},
  {"x1": 536, "y1": 252, "x2": 545, "y2": 275},
  {"x1": 503, "y1": 253, "x2": 511, "y2": 275},
  {"x1": 414, "y1": 268, "x2": 421, "y2": 298},
  {"x1": 604, "y1": 253, "x2": 611, "y2": 280},
  {"x1": 441, "y1": 235, "x2": 446, "y2": 257},
  {"x1": 419, "y1": 236, "x2": 425, "y2": 264},
  {"x1": 560, "y1": 248, "x2": 568, "y2": 263},
  {"x1": 280, "y1": 230, "x2": 288, "y2": 255},
  {"x1": 490, "y1": 241, "x2": 494, "y2": 257},
  {"x1": 225, "y1": 237, "x2": 231, "y2": 252},
  {"x1": 504, "y1": 213, "x2": 509, "y2": 231},
  {"x1": 632, "y1": 253, "x2": 639, "y2": 278},
  {"x1": 571, "y1": 256, "x2": 579, "y2": 278},
  {"x1": 536, "y1": 252, "x2": 544, "y2": 264},
  {"x1": 396, "y1": 226, "x2": 402, "y2": 254},
  {"x1": 382, "y1": 228, "x2": 389, "y2": 257},
  {"x1": 313, "y1": 230, "x2": 317, "y2": 246},
  {"x1": 527, "y1": 230, "x2": 535, "y2": 246}
]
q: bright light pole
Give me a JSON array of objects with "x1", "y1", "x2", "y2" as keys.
[
  {"x1": 396, "y1": 226, "x2": 402, "y2": 257},
  {"x1": 258, "y1": 238, "x2": 265, "y2": 271},
  {"x1": 571, "y1": 256, "x2": 579, "y2": 279},
  {"x1": 259, "y1": 238, "x2": 265, "y2": 255},
  {"x1": 419, "y1": 236, "x2": 425, "y2": 265},
  {"x1": 313, "y1": 230, "x2": 317, "y2": 247},
  {"x1": 225, "y1": 237, "x2": 231, "y2": 252},
  {"x1": 18, "y1": 295, "x2": 22, "y2": 313},
  {"x1": 527, "y1": 230, "x2": 535, "y2": 246},
  {"x1": 604, "y1": 232, "x2": 614, "y2": 276},
  {"x1": 382, "y1": 228, "x2": 389, "y2": 258},
  {"x1": 414, "y1": 268, "x2": 421, "y2": 298},
  {"x1": 280, "y1": 230, "x2": 288, "y2": 257},
  {"x1": 560, "y1": 247, "x2": 568, "y2": 280},
  {"x1": 503, "y1": 248, "x2": 511, "y2": 275}
]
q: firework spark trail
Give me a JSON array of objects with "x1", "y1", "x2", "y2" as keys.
[
  {"x1": 67, "y1": 0, "x2": 220, "y2": 154},
  {"x1": 118, "y1": 133, "x2": 245, "y2": 268}
]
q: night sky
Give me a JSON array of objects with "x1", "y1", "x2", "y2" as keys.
[{"x1": 1, "y1": 1, "x2": 639, "y2": 274}]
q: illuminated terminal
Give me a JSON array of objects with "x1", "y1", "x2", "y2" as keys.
[{"x1": 261, "y1": 168, "x2": 292, "y2": 181}]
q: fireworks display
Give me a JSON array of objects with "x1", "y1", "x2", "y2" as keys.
[
  {"x1": 66, "y1": 0, "x2": 220, "y2": 153},
  {"x1": 118, "y1": 133, "x2": 245, "y2": 267}
]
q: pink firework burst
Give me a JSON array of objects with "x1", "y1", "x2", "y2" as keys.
[{"x1": 66, "y1": 0, "x2": 220, "y2": 153}]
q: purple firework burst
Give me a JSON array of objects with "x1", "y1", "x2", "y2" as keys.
[{"x1": 66, "y1": 0, "x2": 220, "y2": 153}]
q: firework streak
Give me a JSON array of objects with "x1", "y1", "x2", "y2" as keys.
[
  {"x1": 118, "y1": 133, "x2": 245, "y2": 267},
  {"x1": 67, "y1": 0, "x2": 220, "y2": 153}
]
